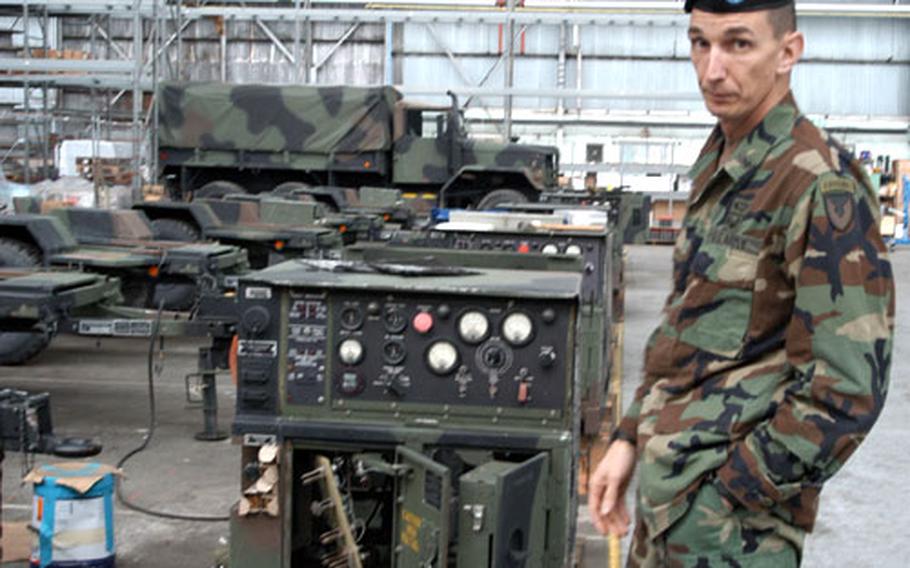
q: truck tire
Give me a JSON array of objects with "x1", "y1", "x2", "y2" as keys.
[
  {"x1": 195, "y1": 180, "x2": 246, "y2": 199},
  {"x1": 151, "y1": 218, "x2": 201, "y2": 242},
  {"x1": 476, "y1": 188, "x2": 528, "y2": 210},
  {"x1": 0, "y1": 238, "x2": 52, "y2": 365}
]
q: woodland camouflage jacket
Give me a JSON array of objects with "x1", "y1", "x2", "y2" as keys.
[{"x1": 615, "y1": 92, "x2": 894, "y2": 539}]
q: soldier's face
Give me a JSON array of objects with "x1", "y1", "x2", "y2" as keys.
[{"x1": 687, "y1": 10, "x2": 792, "y2": 125}]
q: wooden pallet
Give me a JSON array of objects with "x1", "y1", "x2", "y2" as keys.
[{"x1": 76, "y1": 157, "x2": 134, "y2": 186}]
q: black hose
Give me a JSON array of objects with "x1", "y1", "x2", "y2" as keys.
[{"x1": 114, "y1": 301, "x2": 229, "y2": 522}]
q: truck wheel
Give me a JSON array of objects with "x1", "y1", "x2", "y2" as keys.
[
  {"x1": 476, "y1": 189, "x2": 528, "y2": 210},
  {"x1": 195, "y1": 180, "x2": 246, "y2": 199},
  {"x1": 151, "y1": 218, "x2": 201, "y2": 242},
  {"x1": 271, "y1": 181, "x2": 311, "y2": 198},
  {"x1": 0, "y1": 238, "x2": 51, "y2": 365}
]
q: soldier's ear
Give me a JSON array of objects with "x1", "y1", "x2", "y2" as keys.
[{"x1": 777, "y1": 30, "x2": 804, "y2": 75}]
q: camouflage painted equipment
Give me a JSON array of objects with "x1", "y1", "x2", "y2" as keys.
[
  {"x1": 0, "y1": 208, "x2": 249, "y2": 310},
  {"x1": 159, "y1": 82, "x2": 399, "y2": 155},
  {"x1": 0, "y1": 269, "x2": 122, "y2": 365},
  {"x1": 47, "y1": 207, "x2": 248, "y2": 280},
  {"x1": 0, "y1": 263, "x2": 242, "y2": 366},
  {"x1": 0, "y1": 269, "x2": 121, "y2": 328},
  {"x1": 616, "y1": 94, "x2": 894, "y2": 545},
  {"x1": 135, "y1": 198, "x2": 344, "y2": 269},
  {"x1": 230, "y1": 259, "x2": 582, "y2": 567},
  {"x1": 157, "y1": 82, "x2": 559, "y2": 208}
]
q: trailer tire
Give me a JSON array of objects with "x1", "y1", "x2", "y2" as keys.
[
  {"x1": 195, "y1": 180, "x2": 247, "y2": 199},
  {"x1": 0, "y1": 238, "x2": 51, "y2": 365},
  {"x1": 476, "y1": 188, "x2": 528, "y2": 210},
  {"x1": 0, "y1": 237, "x2": 41, "y2": 267},
  {"x1": 151, "y1": 218, "x2": 201, "y2": 242},
  {"x1": 152, "y1": 280, "x2": 197, "y2": 311},
  {"x1": 0, "y1": 327, "x2": 52, "y2": 366}
]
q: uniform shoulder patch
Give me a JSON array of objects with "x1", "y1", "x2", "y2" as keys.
[{"x1": 819, "y1": 173, "x2": 857, "y2": 232}]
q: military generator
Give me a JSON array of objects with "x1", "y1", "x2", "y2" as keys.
[
  {"x1": 230, "y1": 259, "x2": 582, "y2": 567},
  {"x1": 365, "y1": 208, "x2": 617, "y2": 438}
]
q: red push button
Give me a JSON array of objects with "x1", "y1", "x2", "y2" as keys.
[{"x1": 412, "y1": 312, "x2": 434, "y2": 334}]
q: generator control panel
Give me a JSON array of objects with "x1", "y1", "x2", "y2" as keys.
[{"x1": 233, "y1": 260, "x2": 582, "y2": 432}]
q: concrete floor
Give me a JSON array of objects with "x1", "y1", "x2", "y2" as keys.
[{"x1": 3, "y1": 244, "x2": 908, "y2": 567}]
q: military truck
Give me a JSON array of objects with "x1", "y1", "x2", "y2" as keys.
[
  {"x1": 0, "y1": 206, "x2": 249, "y2": 311},
  {"x1": 157, "y1": 82, "x2": 560, "y2": 209}
]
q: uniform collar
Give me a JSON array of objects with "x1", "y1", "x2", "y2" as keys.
[{"x1": 688, "y1": 91, "x2": 801, "y2": 203}]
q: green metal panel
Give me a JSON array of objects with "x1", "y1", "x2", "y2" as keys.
[
  {"x1": 229, "y1": 508, "x2": 282, "y2": 568},
  {"x1": 394, "y1": 445, "x2": 451, "y2": 568},
  {"x1": 259, "y1": 199, "x2": 322, "y2": 226},
  {"x1": 456, "y1": 453, "x2": 549, "y2": 568}
]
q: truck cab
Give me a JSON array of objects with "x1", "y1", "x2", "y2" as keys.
[{"x1": 392, "y1": 94, "x2": 560, "y2": 210}]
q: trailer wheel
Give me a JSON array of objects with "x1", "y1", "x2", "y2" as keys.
[
  {"x1": 0, "y1": 237, "x2": 41, "y2": 267},
  {"x1": 120, "y1": 275, "x2": 196, "y2": 312},
  {"x1": 195, "y1": 180, "x2": 247, "y2": 199},
  {"x1": 151, "y1": 218, "x2": 201, "y2": 242},
  {"x1": 476, "y1": 188, "x2": 528, "y2": 210},
  {"x1": 0, "y1": 327, "x2": 52, "y2": 366},
  {"x1": 0, "y1": 238, "x2": 52, "y2": 365},
  {"x1": 152, "y1": 279, "x2": 198, "y2": 311}
]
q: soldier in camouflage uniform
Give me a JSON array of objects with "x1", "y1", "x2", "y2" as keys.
[{"x1": 588, "y1": 0, "x2": 895, "y2": 565}]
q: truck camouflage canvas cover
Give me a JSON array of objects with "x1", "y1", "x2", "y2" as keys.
[{"x1": 158, "y1": 82, "x2": 400, "y2": 155}]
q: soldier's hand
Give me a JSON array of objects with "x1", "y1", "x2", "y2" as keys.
[{"x1": 587, "y1": 439, "x2": 636, "y2": 536}]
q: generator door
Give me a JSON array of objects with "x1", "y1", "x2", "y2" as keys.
[{"x1": 394, "y1": 446, "x2": 452, "y2": 568}]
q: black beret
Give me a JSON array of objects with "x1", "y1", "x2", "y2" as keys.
[{"x1": 685, "y1": 0, "x2": 792, "y2": 14}]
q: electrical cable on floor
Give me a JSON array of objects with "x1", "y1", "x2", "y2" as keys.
[{"x1": 114, "y1": 300, "x2": 230, "y2": 522}]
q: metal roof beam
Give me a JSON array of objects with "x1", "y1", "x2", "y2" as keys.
[
  {"x1": 0, "y1": 58, "x2": 135, "y2": 73},
  {"x1": 1, "y1": 2, "x2": 908, "y2": 20}
]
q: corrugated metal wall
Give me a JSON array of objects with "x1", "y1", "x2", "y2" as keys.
[{"x1": 1, "y1": 2, "x2": 907, "y2": 189}]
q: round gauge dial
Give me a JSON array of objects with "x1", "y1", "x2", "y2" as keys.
[
  {"x1": 383, "y1": 340, "x2": 406, "y2": 365},
  {"x1": 383, "y1": 307, "x2": 407, "y2": 333},
  {"x1": 541, "y1": 243, "x2": 559, "y2": 255},
  {"x1": 426, "y1": 341, "x2": 459, "y2": 375},
  {"x1": 564, "y1": 244, "x2": 582, "y2": 257},
  {"x1": 502, "y1": 312, "x2": 534, "y2": 346},
  {"x1": 457, "y1": 310, "x2": 490, "y2": 344},
  {"x1": 340, "y1": 306, "x2": 364, "y2": 330},
  {"x1": 338, "y1": 338, "x2": 364, "y2": 366}
]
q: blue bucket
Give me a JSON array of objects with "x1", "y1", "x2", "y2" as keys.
[{"x1": 28, "y1": 463, "x2": 116, "y2": 568}]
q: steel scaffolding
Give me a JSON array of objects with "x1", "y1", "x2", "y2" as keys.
[{"x1": 0, "y1": 0, "x2": 906, "y2": 200}]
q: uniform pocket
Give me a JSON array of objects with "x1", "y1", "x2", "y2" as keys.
[{"x1": 676, "y1": 245, "x2": 759, "y2": 359}]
